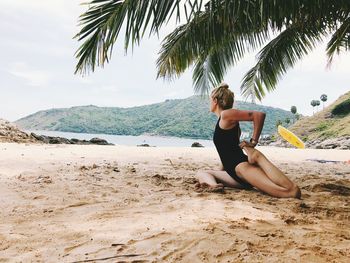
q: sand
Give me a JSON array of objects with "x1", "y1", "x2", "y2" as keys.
[{"x1": 0, "y1": 143, "x2": 349, "y2": 262}]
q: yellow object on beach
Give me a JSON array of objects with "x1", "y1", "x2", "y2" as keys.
[{"x1": 277, "y1": 125, "x2": 305, "y2": 149}]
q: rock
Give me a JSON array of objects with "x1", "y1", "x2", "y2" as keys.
[
  {"x1": 137, "y1": 143, "x2": 150, "y2": 147},
  {"x1": 89, "y1": 137, "x2": 109, "y2": 145},
  {"x1": 31, "y1": 133, "x2": 45, "y2": 141},
  {"x1": 306, "y1": 136, "x2": 350, "y2": 150},
  {"x1": 49, "y1": 137, "x2": 72, "y2": 144},
  {"x1": 191, "y1": 142, "x2": 204, "y2": 147},
  {"x1": 30, "y1": 132, "x2": 113, "y2": 145}
]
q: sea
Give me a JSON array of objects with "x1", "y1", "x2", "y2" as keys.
[{"x1": 26, "y1": 130, "x2": 218, "y2": 147}]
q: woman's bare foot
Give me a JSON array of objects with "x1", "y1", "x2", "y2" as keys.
[
  {"x1": 194, "y1": 182, "x2": 224, "y2": 193},
  {"x1": 243, "y1": 146, "x2": 260, "y2": 165}
]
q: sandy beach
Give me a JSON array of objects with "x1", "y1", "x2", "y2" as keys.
[{"x1": 0, "y1": 143, "x2": 349, "y2": 262}]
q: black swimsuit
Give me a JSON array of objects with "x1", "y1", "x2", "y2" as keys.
[{"x1": 213, "y1": 116, "x2": 252, "y2": 188}]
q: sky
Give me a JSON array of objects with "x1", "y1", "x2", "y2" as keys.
[{"x1": 1, "y1": 0, "x2": 349, "y2": 122}]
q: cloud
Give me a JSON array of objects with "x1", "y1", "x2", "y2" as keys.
[
  {"x1": 7, "y1": 62, "x2": 51, "y2": 87},
  {"x1": 0, "y1": 0, "x2": 85, "y2": 20}
]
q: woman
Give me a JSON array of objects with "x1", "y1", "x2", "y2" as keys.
[{"x1": 195, "y1": 83, "x2": 301, "y2": 198}]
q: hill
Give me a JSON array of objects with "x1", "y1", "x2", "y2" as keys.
[
  {"x1": 15, "y1": 95, "x2": 294, "y2": 140},
  {"x1": 289, "y1": 91, "x2": 350, "y2": 141},
  {"x1": 260, "y1": 91, "x2": 350, "y2": 149}
]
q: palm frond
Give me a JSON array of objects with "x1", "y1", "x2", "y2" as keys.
[
  {"x1": 192, "y1": 57, "x2": 212, "y2": 95},
  {"x1": 192, "y1": 32, "x2": 269, "y2": 95},
  {"x1": 240, "y1": 23, "x2": 327, "y2": 101},
  {"x1": 157, "y1": 7, "x2": 269, "y2": 91},
  {"x1": 73, "y1": 0, "x2": 350, "y2": 100},
  {"x1": 326, "y1": 16, "x2": 350, "y2": 65},
  {"x1": 206, "y1": 0, "x2": 350, "y2": 31},
  {"x1": 74, "y1": 0, "x2": 205, "y2": 75}
]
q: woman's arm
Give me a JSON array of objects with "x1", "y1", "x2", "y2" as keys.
[{"x1": 221, "y1": 109, "x2": 266, "y2": 145}]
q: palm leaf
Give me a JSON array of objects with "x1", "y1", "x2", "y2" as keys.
[
  {"x1": 157, "y1": 7, "x2": 269, "y2": 92},
  {"x1": 74, "y1": 0, "x2": 204, "y2": 75},
  {"x1": 240, "y1": 23, "x2": 327, "y2": 101},
  {"x1": 74, "y1": 0, "x2": 350, "y2": 100},
  {"x1": 326, "y1": 16, "x2": 350, "y2": 65}
]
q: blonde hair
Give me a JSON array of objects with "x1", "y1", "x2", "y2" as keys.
[{"x1": 210, "y1": 82, "x2": 234, "y2": 110}]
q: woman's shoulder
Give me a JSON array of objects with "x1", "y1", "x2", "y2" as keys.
[
  {"x1": 219, "y1": 110, "x2": 239, "y2": 129},
  {"x1": 221, "y1": 108, "x2": 265, "y2": 122},
  {"x1": 220, "y1": 109, "x2": 239, "y2": 121}
]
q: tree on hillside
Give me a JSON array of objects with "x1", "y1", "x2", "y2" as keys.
[
  {"x1": 74, "y1": 1, "x2": 350, "y2": 101},
  {"x1": 320, "y1": 94, "x2": 328, "y2": 109},
  {"x1": 291, "y1": 106, "x2": 297, "y2": 115},
  {"x1": 290, "y1": 106, "x2": 297, "y2": 123},
  {"x1": 311, "y1": 100, "x2": 317, "y2": 115},
  {"x1": 276, "y1": 119, "x2": 283, "y2": 128},
  {"x1": 315, "y1": 100, "x2": 321, "y2": 112}
]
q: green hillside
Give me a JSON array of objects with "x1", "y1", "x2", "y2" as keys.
[
  {"x1": 15, "y1": 95, "x2": 294, "y2": 140},
  {"x1": 289, "y1": 91, "x2": 350, "y2": 141}
]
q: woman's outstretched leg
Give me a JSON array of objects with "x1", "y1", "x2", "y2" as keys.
[
  {"x1": 243, "y1": 146, "x2": 300, "y2": 196},
  {"x1": 235, "y1": 162, "x2": 301, "y2": 198},
  {"x1": 195, "y1": 170, "x2": 246, "y2": 189},
  {"x1": 195, "y1": 170, "x2": 220, "y2": 186}
]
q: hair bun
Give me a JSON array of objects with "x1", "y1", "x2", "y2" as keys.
[{"x1": 219, "y1": 82, "x2": 229, "y2": 89}]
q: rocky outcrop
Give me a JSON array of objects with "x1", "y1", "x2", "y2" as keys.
[
  {"x1": 30, "y1": 133, "x2": 113, "y2": 145},
  {"x1": 306, "y1": 136, "x2": 350, "y2": 150},
  {"x1": 0, "y1": 118, "x2": 113, "y2": 145},
  {"x1": 257, "y1": 135, "x2": 350, "y2": 149},
  {"x1": 0, "y1": 119, "x2": 38, "y2": 143}
]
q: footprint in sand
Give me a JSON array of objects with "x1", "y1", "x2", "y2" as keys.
[{"x1": 310, "y1": 183, "x2": 350, "y2": 196}]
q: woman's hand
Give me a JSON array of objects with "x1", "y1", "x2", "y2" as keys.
[{"x1": 239, "y1": 140, "x2": 257, "y2": 149}]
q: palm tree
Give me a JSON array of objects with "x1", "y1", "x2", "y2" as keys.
[
  {"x1": 291, "y1": 106, "x2": 297, "y2": 115},
  {"x1": 315, "y1": 100, "x2": 321, "y2": 112},
  {"x1": 311, "y1": 100, "x2": 317, "y2": 115},
  {"x1": 290, "y1": 105, "x2": 297, "y2": 123},
  {"x1": 74, "y1": 1, "x2": 350, "y2": 101},
  {"x1": 320, "y1": 94, "x2": 328, "y2": 109}
]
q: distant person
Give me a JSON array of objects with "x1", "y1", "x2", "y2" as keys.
[{"x1": 195, "y1": 83, "x2": 301, "y2": 198}]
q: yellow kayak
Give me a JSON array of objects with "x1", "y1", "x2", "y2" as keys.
[{"x1": 277, "y1": 125, "x2": 305, "y2": 149}]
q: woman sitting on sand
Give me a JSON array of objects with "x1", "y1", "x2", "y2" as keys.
[{"x1": 195, "y1": 83, "x2": 301, "y2": 199}]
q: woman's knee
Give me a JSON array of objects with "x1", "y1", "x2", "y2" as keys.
[{"x1": 235, "y1": 163, "x2": 249, "y2": 179}]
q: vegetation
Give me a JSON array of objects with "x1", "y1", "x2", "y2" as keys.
[
  {"x1": 275, "y1": 120, "x2": 283, "y2": 128},
  {"x1": 285, "y1": 118, "x2": 291, "y2": 126},
  {"x1": 291, "y1": 106, "x2": 297, "y2": 115},
  {"x1": 74, "y1": 1, "x2": 350, "y2": 101},
  {"x1": 331, "y1": 98, "x2": 350, "y2": 116},
  {"x1": 290, "y1": 106, "x2": 297, "y2": 123},
  {"x1": 15, "y1": 96, "x2": 294, "y2": 140}
]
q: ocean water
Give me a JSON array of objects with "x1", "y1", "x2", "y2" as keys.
[{"x1": 26, "y1": 130, "x2": 215, "y2": 147}]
